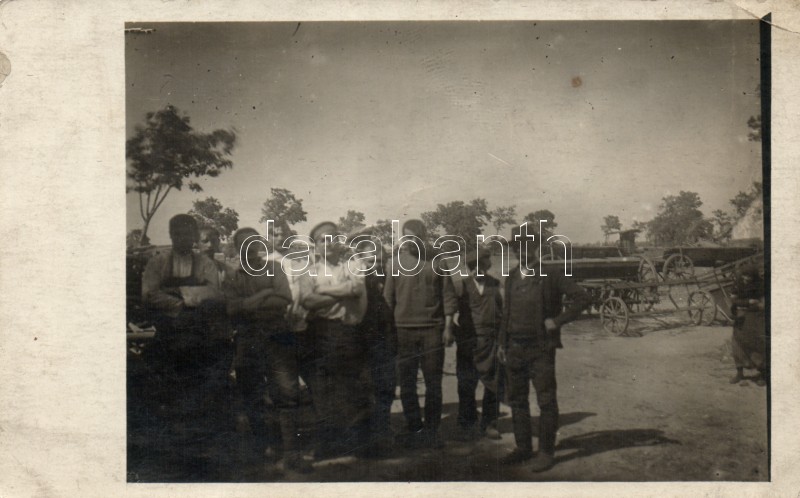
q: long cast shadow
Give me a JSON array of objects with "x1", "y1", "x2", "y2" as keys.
[
  {"x1": 493, "y1": 410, "x2": 597, "y2": 436},
  {"x1": 554, "y1": 428, "x2": 681, "y2": 465}
]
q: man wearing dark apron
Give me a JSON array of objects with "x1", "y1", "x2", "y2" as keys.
[{"x1": 141, "y1": 214, "x2": 231, "y2": 478}]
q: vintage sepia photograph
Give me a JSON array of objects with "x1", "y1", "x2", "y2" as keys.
[{"x1": 125, "y1": 20, "x2": 768, "y2": 483}]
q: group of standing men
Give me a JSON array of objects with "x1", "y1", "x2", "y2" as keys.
[{"x1": 138, "y1": 214, "x2": 592, "y2": 477}]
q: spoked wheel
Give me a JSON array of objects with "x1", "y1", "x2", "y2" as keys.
[
  {"x1": 600, "y1": 296, "x2": 629, "y2": 336},
  {"x1": 637, "y1": 257, "x2": 660, "y2": 311},
  {"x1": 663, "y1": 253, "x2": 695, "y2": 280},
  {"x1": 688, "y1": 290, "x2": 717, "y2": 326}
]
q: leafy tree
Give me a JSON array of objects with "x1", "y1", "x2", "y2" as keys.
[
  {"x1": 188, "y1": 196, "x2": 240, "y2": 240},
  {"x1": 601, "y1": 215, "x2": 622, "y2": 243},
  {"x1": 338, "y1": 210, "x2": 366, "y2": 235},
  {"x1": 371, "y1": 219, "x2": 394, "y2": 245},
  {"x1": 730, "y1": 182, "x2": 763, "y2": 218},
  {"x1": 350, "y1": 219, "x2": 394, "y2": 249},
  {"x1": 126, "y1": 105, "x2": 237, "y2": 244},
  {"x1": 523, "y1": 209, "x2": 558, "y2": 240},
  {"x1": 648, "y1": 191, "x2": 713, "y2": 246},
  {"x1": 259, "y1": 187, "x2": 308, "y2": 234},
  {"x1": 421, "y1": 198, "x2": 492, "y2": 244},
  {"x1": 127, "y1": 229, "x2": 149, "y2": 249},
  {"x1": 489, "y1": 205, "x2": 517, "y2": 233},
  {"x1": 711, "y1": 209, "x2": 733, "y2": 242}
]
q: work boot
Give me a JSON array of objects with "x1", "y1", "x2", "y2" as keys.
[
  {"x1": 530, "y1": 452, "x2": 555, "y2": 473},
  {"x1": 500, "y1": 447, "x2": 533, "y2": 465},
  {"x1": 729, "y1": 368, "x2": 744, "y2": 384},
  {"x1": 482, "y1": 421, "x2": 502, "y2": 440}
]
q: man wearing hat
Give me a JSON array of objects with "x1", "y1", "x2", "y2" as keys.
[
  {"x1": 299, "y1": 221, "x2": 369, "y2": 458},
  {"x1": 384, "y1": 219, "x2": 457, "y2": 448},
  {"x1": 498, "y1": 223, "x2": 591, "y2": 471},
  {"x1": 451, "y1": 247, "x2": 504, "y2": 441},
  {"x1": 223, "y1": 227, "x2": 312, "y2": 474}
]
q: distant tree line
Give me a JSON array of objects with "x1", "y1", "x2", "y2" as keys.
[
  {"x1": 599, "y1": 182, "x2": 762, "y2": 247},
  {"x1": 126, "y1": 105, "x2": 764, "y2": 250}
]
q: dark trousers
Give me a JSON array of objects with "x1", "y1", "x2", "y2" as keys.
[
  {"x1": 314, "y1": 319, "x2": 371, "y2": 451},
  {"x1": 147, "y1": 310, "x2": 234, "y2": 431},
  {"x1": 732, "y1": 309, "x2": 766, "y2": 372},
  {"x1": 234, "y1": 324, "x2": 302, "y2": 454},
  {"x1": 455, "y1": 331, "x2": 500, "y2": 430},
  {"x1": 295, "y1": 323, "x2": 318, "y2": 393},
  {"x1": 506, "y1": 340, "x2": 558, "y2": 455},
  {"x1": 366, "y1": 330, "x2": 397, "y2": 438},
  {"x1": 141, "y1": 310, "x2": 234, "y2": 477},
  {"x1": 396, "y1": 326, "x2": 444, "y2": 433}
]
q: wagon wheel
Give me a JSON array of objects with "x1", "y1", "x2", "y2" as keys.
[
  {"x1": 688, "y1": 290, "x2": 717, "y2": 326},
  {"x1": 600, "y1": 296, "x2": 629, "y2": 336},
  {"x1": 637, "y1": 257, "x2": 660, "y2": 311},
  {"x1": 663, "y1": 253, "x2": 695, "y2": 280}
]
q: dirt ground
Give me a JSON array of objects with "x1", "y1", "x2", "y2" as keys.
[{"x1": 129, "y1": 313, "x2": 768, "y2": 482}]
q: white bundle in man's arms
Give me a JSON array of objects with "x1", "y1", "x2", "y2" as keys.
[{"x1": 179, "y1": 285, "x2": 222, "y2": 307}]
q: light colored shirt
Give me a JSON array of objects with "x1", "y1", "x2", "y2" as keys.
[
  {"x1": 172, "y1": 252, "x2": 193, "y2": 278},
  {"x1": 269, "y1": 252, "x2": 312, "y2": 332},
  {"x1": 299, "y1": 257, "x2": 367, "y2": 326}
]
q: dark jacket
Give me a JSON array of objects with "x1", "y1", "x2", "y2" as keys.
[
  {"x1": 499, "y1": 266, "x2": 591, "y2": 349},
  {"x1": 452, "y1": 274, "x2": 503, "y2": 337}
]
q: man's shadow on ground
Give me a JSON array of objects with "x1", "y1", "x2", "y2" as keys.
[
  {"x1": 553, "y1": 429, "x2": 681, "y2": 465},
  {"x1": 491, "y1": 410, "x2": 597, "y2": 436}
]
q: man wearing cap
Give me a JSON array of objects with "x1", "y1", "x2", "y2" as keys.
[
  {"x1": 498, "y1": 223, "x2": 591, "y2": 471},
  {"x1": 452, "y1": 248, "x2": 504, "y2": 441},
  {"x1": 384, "y1": 219, "x2": 457, "y2": 448},
  {"x1": 224, "y1": 227, "x2": 312, "y2": 474},
  {"x1": 299, "y1": 221, "x2": 369, "y2": 458}
]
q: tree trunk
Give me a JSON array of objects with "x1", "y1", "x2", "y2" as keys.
[{"x1": 140, "y1": 217, "x2": 151, "y2": 246}]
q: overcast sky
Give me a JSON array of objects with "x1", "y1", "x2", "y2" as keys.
[{"x1": 126, "y1": 21, "x2": 762, "y2": 244}]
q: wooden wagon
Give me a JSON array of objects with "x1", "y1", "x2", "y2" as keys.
[{"x1": 594, "y1": 251, "x2": 765, "y2": 336}]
